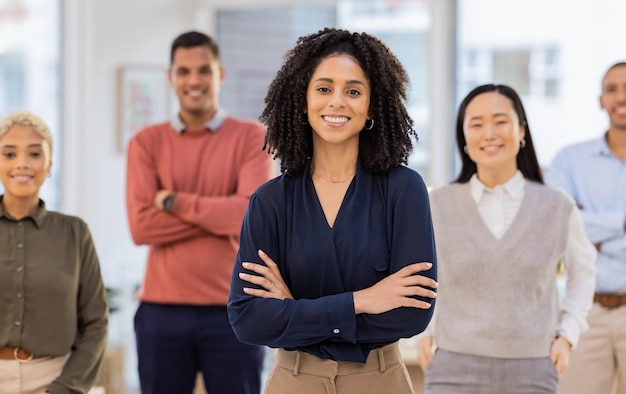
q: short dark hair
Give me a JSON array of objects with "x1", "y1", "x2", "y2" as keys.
[
  {"x1": 454, "y1": 84, "x2": 543, "y2": 184},
  {"x1": 601, "y1": 61, "x2": 626, "y2": 92},
  {"x1": 170, "y1": 31, "x2": 220, "y2": 65},
  {"x1": 261, "y1": 27, "x2": 416, "y2": 175}
]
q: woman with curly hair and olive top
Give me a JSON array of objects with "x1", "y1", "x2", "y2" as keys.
[
  {"x1": 0, "y1": 111, "x2": 108, "y2": 394},
  {"x1": 228, "y1": 28, "x2": 437, "y2": 394}
]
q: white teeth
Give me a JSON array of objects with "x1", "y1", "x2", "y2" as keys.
[
  {"x1": 12, "y1": 175, "x2": 31, "y2": 183},
  {"x1": 323, "y1": 116, "x2": 349, "y2": 124},
  {"x1": 187, "y1": 89, "x2": 205, "y2": 97}
]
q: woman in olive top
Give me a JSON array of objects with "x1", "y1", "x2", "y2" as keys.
[{"x1": 0, "y1": 111, "x2": 108, "y2": 394}]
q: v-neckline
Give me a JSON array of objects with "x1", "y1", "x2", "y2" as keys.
[
  {"x1": 309, "y1": 171, "x2": 355, "y2": 230},
  {"x1": 459, "y1": 182, "x2": 533, "y2": 245}
]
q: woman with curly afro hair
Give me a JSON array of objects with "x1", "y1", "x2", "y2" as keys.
[{"x1": 228, "y1": 28, "x2": 437, "y2": 393}]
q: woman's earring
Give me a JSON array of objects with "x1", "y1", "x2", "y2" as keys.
[
  {"x1": 364, "y1": 118, "x2": 374, "y2": 130},
  {"x1": 463, "y1": 145, "x2": 469, "y2": 154},
  {"x1": 520, "y1": 139, "x2": 526, "y2": 148}
]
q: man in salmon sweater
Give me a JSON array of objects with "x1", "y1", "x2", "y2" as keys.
[{"x1": 125, "y1": 31, "x2": 274, "y2": 394}]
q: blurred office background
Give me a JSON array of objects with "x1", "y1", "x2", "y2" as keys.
[{"x1": 1, "y1": 0, "x2": 624, "y2": 392}]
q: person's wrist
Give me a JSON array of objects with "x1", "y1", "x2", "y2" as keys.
[
  {"x1": 162, "y1": 194, "x2": 176, "y2": 213},
  {"x1": 556, "y1": 334, "x2": 572, "y2": 349}
]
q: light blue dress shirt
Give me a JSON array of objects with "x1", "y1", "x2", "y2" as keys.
[{"x1": 546, "y1": 134, "x2": 626, "y2": 293}]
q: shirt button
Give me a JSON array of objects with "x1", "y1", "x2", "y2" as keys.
[
  {"x1": 17, "y1": 292, "x2": 22, "y2": 298},
  {"x1": 16, "y1": 267, "x2": 23, "y2": 273},
  {"x1": 17, "y1": 243, "x2": 24, "y2": 249},
  {"x1": 14, "y1": 321, "x2": 21, "y2": 327},
  {"x1": 333, "y1": 328, "x2": 340, "y2": 334},
  {"x1": 17, "y1": 222, "x2": 23, "y2": 227}
]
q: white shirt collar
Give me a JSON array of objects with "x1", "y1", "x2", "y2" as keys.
[
  {"x1": 469, "y1": 170, "x2": 525, "y2": 203},
  {"x1": 170, "y1": 108, "x2": 228, "y2": 134}
]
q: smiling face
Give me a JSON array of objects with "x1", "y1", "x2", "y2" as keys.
[
  {"x1": 600, "y1": 64, "x2": 626, "y2": 131},
  {"x1": 463, "y1": 91, "x2": 525, "y2": 180},
  {"x1": 168, "y1": 45, "x2": 225, "y2": 125},
  {"x1": 0, "y1": 124, "x2": 52, "y2": 206},
  {"x1": 306, "y1": 54, "x2": 371, "y2": 150}
]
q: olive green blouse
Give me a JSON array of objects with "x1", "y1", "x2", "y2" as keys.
[{"x1": 0, "y1": 197, "x2": 108, "y2": 394}]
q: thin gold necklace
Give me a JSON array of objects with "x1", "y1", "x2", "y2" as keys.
[{"x1": 310, "y1": 166, "x2": 356, "y2": 183}]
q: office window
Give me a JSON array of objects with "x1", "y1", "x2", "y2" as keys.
[
  {"x1": 458, "y1": 0, "x2": 625, "y2": 166},
  {"x1": 217, "y1": 6, "x2": 336, "y2": 122},
  {"x1": 493, "y1": 49, "x2": 531, "y2": 95},
  {"x1": 530, "y1": 47, "x2": 560, "y2": 98},
  {"x1": 0, "y1": 0, "x2": 61, "y2": 207},
  {"x1": 459, "y1": 47, "x2": 560, "y2": 99}
]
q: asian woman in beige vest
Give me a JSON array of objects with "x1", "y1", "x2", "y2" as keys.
[{"x1": 417, "y1": 85, "x2": 596, "y2": 394}]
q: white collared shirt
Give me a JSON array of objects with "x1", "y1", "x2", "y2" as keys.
[{"x1": 470, "y1": 171, "x2": 525, "y2": 239}]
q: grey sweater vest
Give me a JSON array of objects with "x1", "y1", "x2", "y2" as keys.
[{"x1": 430, "y1": 181, "x2": 573, "y2": 358}]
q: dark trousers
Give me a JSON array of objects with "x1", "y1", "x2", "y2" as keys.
[{"x1": 135, "y1": 302, "x2": 265, "y2": 394}]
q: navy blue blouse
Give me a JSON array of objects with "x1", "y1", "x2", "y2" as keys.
[{"x1": 228, "y1": 159, "x2": 437, "y2": 362}]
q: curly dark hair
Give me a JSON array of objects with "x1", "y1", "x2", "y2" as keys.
[{"x1": 261, "y1": 27, "x2": 416, "y2": 175}]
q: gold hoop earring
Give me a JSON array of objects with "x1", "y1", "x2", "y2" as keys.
[{"x1": 364, "y1": 118, "x2": 374, "y2": 130}]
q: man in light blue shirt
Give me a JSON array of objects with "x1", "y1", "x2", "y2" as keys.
[{"x1": 547, "y1": 61, "x2": 626, "y2": 393}]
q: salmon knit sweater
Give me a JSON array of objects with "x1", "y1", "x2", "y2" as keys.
[{"x1": 126, "y1": 118, "x2": 274, "y2": 305}]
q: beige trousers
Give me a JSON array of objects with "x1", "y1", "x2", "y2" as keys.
[
  {"x1": 560, "y1": 304, "x2": 626, "y2": 394},
  {"x1": 264, "y1": 342, "x2": 414, "y2": 394},
  {"x1": 0, "y1": 354, "x2": 67, "y2": 394}
]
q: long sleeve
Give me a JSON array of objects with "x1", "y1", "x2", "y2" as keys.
[
  {"x1": 547, "y1": 138, "x2": 626, "y2": 293},
  {"x1": 600, "y1": 237, "x2": 626, "y2": 260},
  {"x1": 171, "y1": 125, "x2": 274, "y2": 236},
  {"x1": 548, "y1": 145, "x2": 626, "y2": 244},
  {"x1": 354, "y1": 170, "x2": 437, "y2": 344},
  {"x1": 125, "y1": 127, "x2": 207, "y2": 246},
  {"x1": 228, "y1": 165, "x2": 436, "y2": 362},
  {"x1": 128, "y1": 119, "x2": 274, "y2": 305},
  {"x1": 48, "y1": 223, "x2": 108, "y2": 394},
  {"x1": 0, "y1": 203, "x2": 108, "y2": 394},
  {"x1": 229, "y1": 190, "x2": 359, "y2": 352},
  {"x1": 557, "y1": 207, "x2": 597, "y2": 348}
]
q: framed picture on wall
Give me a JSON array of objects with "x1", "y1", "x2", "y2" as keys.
[{"x1": 117, "y1": 66, "x2": 171, "y2": 152}]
